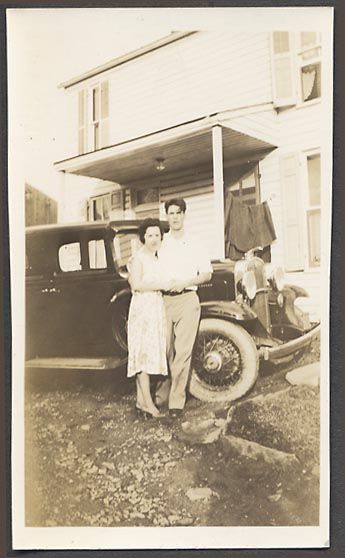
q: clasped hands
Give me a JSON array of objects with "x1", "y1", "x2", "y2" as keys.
[{"x1": 163, "y1": 278, "x2": 190, "y2": 293}]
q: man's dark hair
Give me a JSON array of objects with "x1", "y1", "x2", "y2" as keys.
[
  {"x1": 164, "y1": 198, "x2": 187, "y2": 213},
  {"x1": 138, "y1": 218, "x2": 165, "y2": 244}
]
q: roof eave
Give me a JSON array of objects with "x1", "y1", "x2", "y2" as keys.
[{"x1": 58, "y1": 31, "x2": 198, "y2": 89}]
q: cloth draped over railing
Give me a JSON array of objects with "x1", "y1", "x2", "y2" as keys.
[{"x1": 224, "y1": 192, "x2": 277, "y2": 262}]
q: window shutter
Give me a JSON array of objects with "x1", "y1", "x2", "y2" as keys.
[
  {"x1": 280, "y1": 154, "x2": 304, "y2": 271},
  {"x1": 100, "y1": 81, "x2": 109, "y2": 147},
  {"x1": 271, "y1": 32, "x2": 297, "y2": 108},
  {"x1": 78, "y1": 89, "x2": 87, "y2": 154}
]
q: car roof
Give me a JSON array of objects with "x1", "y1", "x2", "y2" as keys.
[{"x1": 26, "y1": 220, "x2": 155, "y2": 237}]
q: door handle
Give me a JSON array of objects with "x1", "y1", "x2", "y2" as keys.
[{"x1": 41, "y1": 287, "x2": 60, "y2": 294}]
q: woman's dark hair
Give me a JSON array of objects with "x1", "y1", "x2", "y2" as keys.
[
  {"x1": 164, "y1": 198, "x2": 187, "y2": 213},
  {"x1": 138, "y1": 218, "x2": 165, "y2": 244}
]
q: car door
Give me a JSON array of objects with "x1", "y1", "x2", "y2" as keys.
[
  {"x1": 52, "y1": 229, "x2": 126, "y2": 357},
  {"x1": 26, "y1": 232, "x2": 62, "y2": 358}
]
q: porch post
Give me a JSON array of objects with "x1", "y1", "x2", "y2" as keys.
[{"x1": 212, "y1": 125, "x2": 225, "y2": 260}]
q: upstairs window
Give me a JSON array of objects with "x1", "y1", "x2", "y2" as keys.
[
  {"x1": 271, "y1": 32, "x2": 296, "y2": 107},
  {"x1": 78, "y1": 80, "x2": 109, "y2": 154},
  {"x1": 299, "y1": 32, "x2": 321, "y2": 102},
  {"x1": 271, "y1": 31, "x2": 321, "y2": 108}
]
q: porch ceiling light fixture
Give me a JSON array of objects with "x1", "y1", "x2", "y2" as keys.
[{"x1": 155, "y1": 157, "x2": 166, "y2": 172}]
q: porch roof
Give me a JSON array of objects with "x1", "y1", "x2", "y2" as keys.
[{"x1": 54, "y1": 113, "x2": 276, "y2": 186}]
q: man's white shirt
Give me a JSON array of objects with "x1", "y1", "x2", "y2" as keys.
[{"x1": 158, "y1": 231, "x2": 213, "y2": 290}]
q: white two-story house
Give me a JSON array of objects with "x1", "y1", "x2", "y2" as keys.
[{"x1": 54, "y1": 30, "x2": 325, "y2": 320}]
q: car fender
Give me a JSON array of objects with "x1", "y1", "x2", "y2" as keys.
[
  {"x1": 200, "y1": 300, "x2": 257, "y2": 322},
  {"x1": 284, "y1": 284, "x2": 308, "y2": 298}
]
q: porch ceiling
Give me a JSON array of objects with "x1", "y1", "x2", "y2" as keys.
[{"x1": 55, "y1": 125, "x2": 275, "y2": 186}]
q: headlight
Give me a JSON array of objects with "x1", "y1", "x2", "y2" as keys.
[
  {"x1": 268, "y1": 266, "x2": 285, "y2": 291},
  {"x1": 242, "y1": 270, "x2": 257, "y2": 300}
]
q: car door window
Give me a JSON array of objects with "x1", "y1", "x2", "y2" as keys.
[
  {"x1": 88, "y1": 239, "x2": 107, "y2": 269},
  {"x1": 58, "y1": 242, "x2": 82, "y2": 272}
]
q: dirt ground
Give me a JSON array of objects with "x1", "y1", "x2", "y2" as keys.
[{"x1": 25, "y1": 337, "x2": 320, "y2": 528}]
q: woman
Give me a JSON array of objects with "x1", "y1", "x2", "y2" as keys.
[{"x1": 127, "y1": 218, "x2": 173, "y2": 419}]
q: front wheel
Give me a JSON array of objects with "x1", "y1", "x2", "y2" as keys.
[{"x1": 189, "y1": 318, "x2": 259, "y2": 402}]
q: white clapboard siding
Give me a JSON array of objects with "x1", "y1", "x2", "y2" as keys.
[
  {"x1": 277, "y1": 102, "x2": 321, "y2": 151},
  {"x1": 102, "y1": 32, "x2": 273, "y2": 146},
  {"x1": 135, "y1": 206, "x2": 160, "y2": 219}
]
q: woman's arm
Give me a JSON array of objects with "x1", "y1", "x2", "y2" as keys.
[{"x1": 128, "y1": 255, "x2": 173, "y2": 292}]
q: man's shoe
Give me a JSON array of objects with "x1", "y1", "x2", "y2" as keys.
[{"x1": 168, "y1": 409, "x2": 183, "y2": 418}]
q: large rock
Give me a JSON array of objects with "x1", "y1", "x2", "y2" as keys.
[
  {"x1": 177, "y1": 418, "x2": 226, "y2": 445},
  {"x1": 221, "y1": 434, "x2": 299, "y2": 468},
  {"x1": 225, "y1": 384, "x2": 319, "y2": 465},
  {"x1": 285, "y1": 362, "x2": 320, "y2": 387}
]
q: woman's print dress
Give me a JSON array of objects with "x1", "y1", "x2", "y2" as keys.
[{"x1": 127, "y1": 248, "x2": 168, "y2": 377}]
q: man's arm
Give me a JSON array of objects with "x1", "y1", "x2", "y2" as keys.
[{"x1": 169, "y1": 271, "x2": 212, "y2": 293}]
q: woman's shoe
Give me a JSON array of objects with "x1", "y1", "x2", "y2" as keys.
[
  {"x1": 135, "y1": 405, "x2": 165, "y2": 419},
  {"x1": 135, "y1": 406, "x2": 153, "y2": 419}
]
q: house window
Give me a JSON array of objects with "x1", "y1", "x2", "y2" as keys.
[
  {"x1": 271, "y1": 32, "x2": 296, "y2": 107},
  {"x1": 111, "y1": 191, "x2": 123, "y2": 208},
  {"x1": 78, "y1": 80, "x2": 109, "y2": 154},
  {"x1": 306, "y1": 154, "x2": 321, "y2": 267},
  {"x1": 91, "y1": 194, "x2": 110, "y2": 221},
  {"x1": 271, "y1": 31, "x2": 321, "y2": 108},
  {"x1": 224, "y1": 162, "x2": 261, "y2": 205},
  {"x1": 133, "y1": 187, "x2": 160, "y2": 218},
  {"x1": 90, "y1": 190, "x2": 124, "y2": 221},
  {"x1": 136, "y1": 187, "x2": 159, "y2": 206},
  {"x1": 298, "y1": 32, "x2": 321, "y2": 102}
]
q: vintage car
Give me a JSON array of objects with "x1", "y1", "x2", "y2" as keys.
[{"x1": 26, "y1": 221, "x2": 320, "y2": 402}]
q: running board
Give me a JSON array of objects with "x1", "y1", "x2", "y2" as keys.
[{"x1": 25, "y1": 356, "x2": 127, "y2": 370}]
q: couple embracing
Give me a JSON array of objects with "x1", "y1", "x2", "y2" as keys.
[{"x1": 127, "y1": 198, "x2": 212, "y2": 420}]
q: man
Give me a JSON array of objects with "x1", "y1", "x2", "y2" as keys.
[{"x1": 156, "y1": 198, "x2": 213, "y2": 418}]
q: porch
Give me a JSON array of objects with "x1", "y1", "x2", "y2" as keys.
[{"x1": 54, "y1": 111, "x2": 276, "y2": 260}]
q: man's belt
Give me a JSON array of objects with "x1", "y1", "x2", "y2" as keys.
[{"x1": 162, "y1": 289, "x2": 194, "y2": 296}]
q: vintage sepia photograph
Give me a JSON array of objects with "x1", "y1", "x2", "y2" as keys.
[{"x1": 7, "y1": 6, "x2": 333, "y2": 550}]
